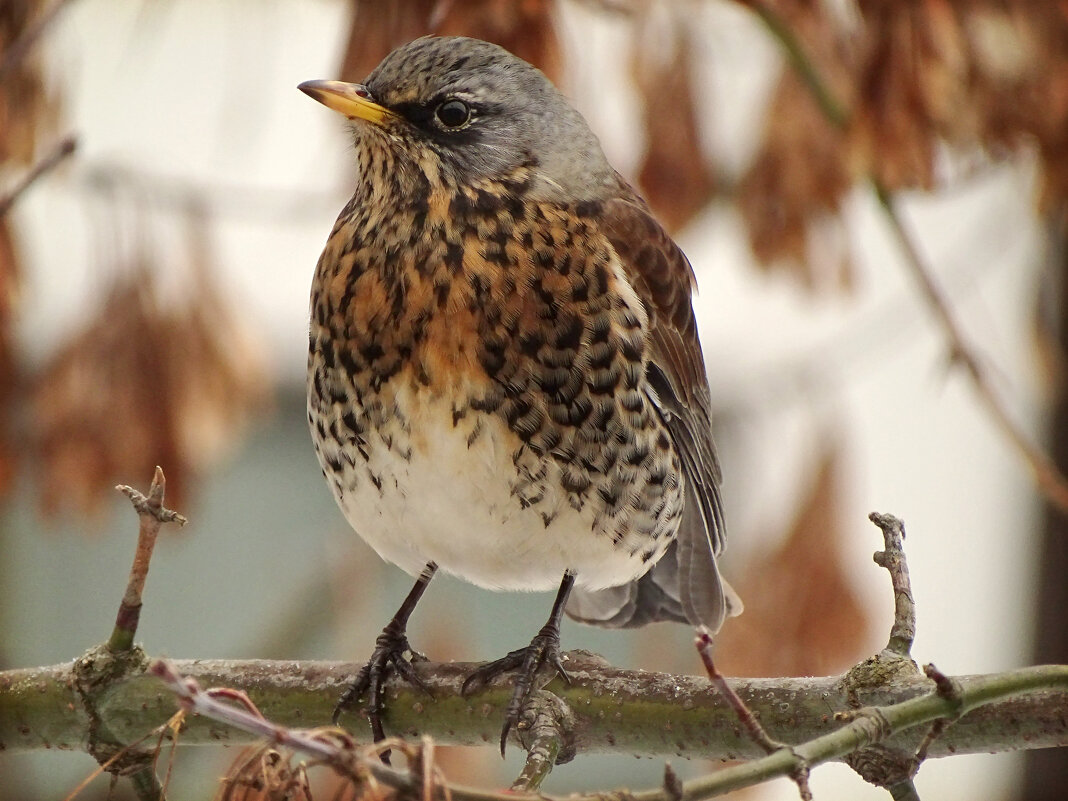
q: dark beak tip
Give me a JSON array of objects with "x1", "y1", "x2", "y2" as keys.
[{"x1": 297, "y1": 80, "x2": 320, "y2": 98}]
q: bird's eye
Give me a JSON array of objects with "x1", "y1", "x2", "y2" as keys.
[{"x1": 435, "y1": 99, "x2": 471, "y2": 128}]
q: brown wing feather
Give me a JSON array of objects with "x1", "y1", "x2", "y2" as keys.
[{"x1": 566, "y1": 186, "x2": 733, "y2": 632}]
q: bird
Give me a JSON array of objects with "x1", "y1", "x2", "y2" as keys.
[{"x1": 299, "y1": 34, "x2": 740, "y2": 757}]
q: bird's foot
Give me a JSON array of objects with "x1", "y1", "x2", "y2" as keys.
[
  {"x1": 333, "y1": 623, "x2": 432, "y2": 762},
  {"x1": 461, "y1": 624, "x2": 571, "y2": 756}
]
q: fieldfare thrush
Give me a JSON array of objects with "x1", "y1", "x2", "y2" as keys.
[{"x1": 300, "y1": 35, "x2": 740, "y2": 755}]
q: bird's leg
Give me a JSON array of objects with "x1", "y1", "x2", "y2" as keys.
[
  {"x1": 462, "y1": 570, "x2": 576, "y2": 756},
  {"x1": 333, "y1": 561, "x2": 437, "y2": 758}
]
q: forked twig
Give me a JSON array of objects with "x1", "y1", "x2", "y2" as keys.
[{"x1": 109, "y1": 467, "x2": 187, "y2": 652}]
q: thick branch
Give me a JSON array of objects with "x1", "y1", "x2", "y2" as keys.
[{"x1": 2, "y1": 653, "x2": 1065, "y2": 764}]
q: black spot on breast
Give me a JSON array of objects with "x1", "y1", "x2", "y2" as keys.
[
  {"x1": 434, "y1": 279, "x2": 450, "y2": 308},
  {"x1": 478, "y1": 337, "x2": 507, "y2": 378},
  {"x1": 475, "y1": 189, "x2": 502, "y2": 214},
  {"x1": 561, "y1": 469, "x2": 591, "y2": 494},
  {"x1": 340, "y1": 410, "x2": 363, "y2": 436},
  {"x1": 589, "y1": 364, "x2": 620, "y2": 392},
  {"x1": 519, "y1": 329, "x2": 544, "y2": 358},
  {"x1": 532, "y1": 426, "x2": 562, "y2": 455},
  {"x1": 569, "y1": 275, "x2": 589, "y2": 302},
  {"x1": 531, "y1": 276, "x2": 555, "y2": 305},
  {"x1": 593, "y1": 262, "x2": 610, "y2": 295},
  {"x1": 620, "y1": 334, "x2": 643, "y2": 363},
  {"x1": 624, "y1": 441, "x2": 651, "y2": 467},
  {"x1": 367, "y1": 469, "x2": 383, "y2": 491},
  {"x1": 449, "y1": 192, "x2": 472, "y2": 217},
  {"x1": 445, "y1": 241, "x2": 464, "y2": 274},
  {"x1": 553, "y1": 314, "x2": 583, "y2": 351},
  {"x1": 536, "y1": 366, "x2": 570, "y2": 394},
  {"x1": 359, "y1": 341, "x2": 384, "y2": 364},
  {"x1": 549, "y1": 396, "x2": 592, "y2": 426},
  {"x1": 621, "y1": 390, "x2": 644, "y2": 413}
]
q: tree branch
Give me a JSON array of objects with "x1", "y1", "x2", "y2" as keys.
[{"x1": 2, "y1": 652, "x2": 1065, "y2": 764}]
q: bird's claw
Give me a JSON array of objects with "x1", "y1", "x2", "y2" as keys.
[
  {"x1": 333, "y1": 627, "x2": 432, "y2": 764},
  {"x1": 461, "y1": 628, "x2": 570, "y2": 757}
]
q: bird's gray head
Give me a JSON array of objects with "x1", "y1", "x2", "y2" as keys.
[{"x1": 300, "y1": 36, "x2": 617, "y2": 202}]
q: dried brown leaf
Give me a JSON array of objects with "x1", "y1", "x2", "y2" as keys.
[
  {"x1": 217, "y1": 746, "x2": 313, "y2": 801},
  {"x1": 737, "y1": 69, "x2": 853, "y2": 288},
  {"x1": 735, "y1": 1, "x2": 857, "y2": 287},
  {"x1": 0, "y1": 0, "x2": 60, "y2": 166},
  {"x1": 341, "y1": 0, "x2": 560, "y2": 85},
  {"x1": 32, "y1": 223, "x2": 270, "y2": 521},
  {"x1": 716, "y1": 446, "x2": 871, "y2": 677},
  {"x1": 631, "y1": 14, "x2": 715, "y2": 233},
  {"x1": 848, "y1": 7, "x2": 938, "y2": 190},
  {"x1": 434, "y1": 0, "x2": 561, "y2": 84}
]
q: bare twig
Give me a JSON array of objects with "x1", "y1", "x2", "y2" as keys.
[
  {"x1": 696, "y1": 628, "x2": 813, "y2": 800},
  {"x1": 0, "y1": 135, "x2": 77, "y2": 217},
  {"x1": 0, "y1": 0, "x2": 74, "y2": 81},
  {"x1": 695, "y1": 628, "x2": 782, "y2": 754},
  {"x1": 745, "y1": 0, "x2": 1068, "y2": 516},
  {"x1": 869, "y1": 513, "x2": 916, "y2": 657},
  {"x1": 109, "y1": 467, "x2": 187, "y2": 653},
  {"x1": 912, "y1": 663, "x2": 964, "y2": 769}
]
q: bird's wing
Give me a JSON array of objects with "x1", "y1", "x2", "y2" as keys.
[{"x1": 565, "y1": 188, "x2": 740, "y2": 632}]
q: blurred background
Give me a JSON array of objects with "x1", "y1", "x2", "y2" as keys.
[{"x1": 1, "y1": 0, "x2": 1064, "y2": 799}]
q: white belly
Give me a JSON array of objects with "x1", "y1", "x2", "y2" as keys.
[{"x1": 313, "y1": 383, "x2": 658, "y2": 592}]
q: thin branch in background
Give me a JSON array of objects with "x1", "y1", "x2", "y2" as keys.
[
  {"x1": 696, "y1": 627, "x2": 813, "y2": 801},
  {"x1": 0, "y1": 0, "x2": 74, "y2": 81},
  {"x1": 109, "y1": 466, "x2": 187, "y2": 653},
  {"x1": 743, "y1": 0, "x2": 1068, "y2": 516},
  {"x1": 874, "y1": 182, "x2": 1068, "y2": 515},
  {"x1": 0, "y1": 135, "x2": 77, "y2": 217}
]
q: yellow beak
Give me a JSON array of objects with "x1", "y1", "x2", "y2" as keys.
[{"x1": 298, "y1": 80, "x2": 394, "y2": 125}]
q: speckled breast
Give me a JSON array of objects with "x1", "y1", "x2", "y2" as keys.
[{"x1": 306, "y1": 176, "x2": 685, "y2": 592}]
